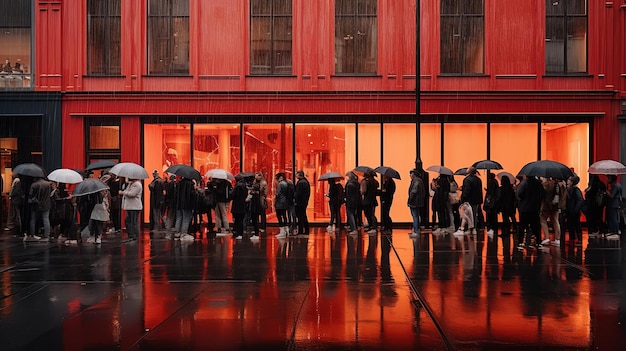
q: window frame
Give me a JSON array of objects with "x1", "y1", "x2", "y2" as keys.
[
  {"x1": 147, "y1": 0, "x2": 190, "y2": 76},
  {"x1": 87, "y1": 0, "x2": 122, "y2": 76},
  {"x1": 334, "y1": 0, "x2": 378, "y2": 76},
  {"x1": 439, "y1": 0, "x2": 485, "y2": 75},
  {"x1": 249, "y1": 0, "x2": 293, "y2": 76},
  {"x1": 544, "y1": 0, "x2": 588, "y2": 75}
]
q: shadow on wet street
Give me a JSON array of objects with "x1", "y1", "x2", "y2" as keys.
[{"x1": 0, "y1": 227, "x2": 625, "y2": 350}]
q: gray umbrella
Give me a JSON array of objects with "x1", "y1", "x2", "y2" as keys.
[
  {"x1": 73, "y1": 178, "x2": 110, "y2": 196},
  {"x1": 109, "y1": 162, "x2": 149, "y2": 179},
  {"x1": 14, "y1": 163, "x2": 46, "y2": 178}
]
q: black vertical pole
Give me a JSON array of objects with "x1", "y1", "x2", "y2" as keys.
[{"x1": 416, "y1": 0, "x2": 421, "y2": 160}]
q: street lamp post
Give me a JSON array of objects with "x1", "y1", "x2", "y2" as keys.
[{"x1": 415, "y1": 0, "x2": 421, "y2": 160}]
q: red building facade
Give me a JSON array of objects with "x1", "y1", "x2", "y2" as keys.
[{"x1": 2, "y1": 0, "x2": 625, "y2": 223}]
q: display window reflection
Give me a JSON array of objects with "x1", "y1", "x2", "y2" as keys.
[
  {"x1": 243, "y1": 123, "x2": 293, "y2": 223},
  {"x1": 143, "y1": 123, "x2": 191, "y2": 222},
  {"x1": 193, "y1": 124, "x2": 240, "y2": 177},
  {"x1": 0, "y1": 0, "x2": 32, "y2": 88},
  {"x1": 295, "y1": 124, "x2": 354, "y2": 221}
]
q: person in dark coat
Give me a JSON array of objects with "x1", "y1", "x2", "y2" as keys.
[
  {"x1": 148, "y1": 170, "x2": 166, "y2": 233},
  {"x1": 344, "y1": 172, "x2": 360, "y2": 235},
  {"x1": 231, "y1": 175, "x2": 248, "y2": 239},
  {"x1": 566, "y1": 175, "x2": 585, "y2": 245},
  {"x1": 327, "y1": 178, "x2": 343, "y2": 233},
  {"x1": 584, "y1": 174, "x2": 606, "y2": 237},
  {"x1": 408, "y1": 168, "x2": 426, "y2": 237},
  {"x1": 214, "y1": 178, "x2": 232, "y2": 234},
  {"x1": 498, "y1": 175, "x2": 517, "y2": 237},
  {"x1": 380, "y1": 175, "x2": 396, "y2": 233},
  {"x1": 6, "y1": 175, "x2": 23, "y2": 233},
  {"x1": 461, "y1": 167, "x2": 483, "y2": 233},
  {"x1": 163, "y1": 175, "x2": 177, "y2": 236},
  {"x1": 516, "y1": 175, "x2": 543, "y2": 248},
  {"x1": 361, "y1": 171, "x2": 379, "y2": 235},
  {"x1": 294, "y1": 170, "x2": 311, "y2": 235},
  {"x1": 605, "y1": 174, "x2": 622, "y2": 238},
  {"x1": 484, "y1": 172, "x2": 500, "y2": 236},
  {"x1": 274, "y1": 172, "x2": 290, "y2": 237},
  {"x1": 174, "y1": 177, "x2": 196, "y2": 241},
  {"x1": 52, "y1": 182, "x2": 74, "y2": 241},
  {"x1": 27, "y1": 176, "x2": 52, "y2": 241}
]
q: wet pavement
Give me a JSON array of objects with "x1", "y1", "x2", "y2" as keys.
[{"x1": 1, "y1": 226, "x2": 625, "y2": 351}]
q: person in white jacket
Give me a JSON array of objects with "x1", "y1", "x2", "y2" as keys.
[{"x1": 119, "y1": 179, "x2": 143, "y2": 240}]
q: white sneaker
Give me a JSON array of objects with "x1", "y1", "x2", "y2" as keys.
[
  {"x1": 551, "y1": 240, "x2": 560, "y2": 247},
  {"x1": 606, "y1": 233, "x2": 620, "y2": 240},
  {"x1": 165, "y1": 233, "x2": 172, "y2": 240},
  {"x1": 95, "y1": 237, "x2": 102, "y2": 244},
  {"x1": 234, "y1": 235, "x2": 243, "y2": 240},
  {"x1": 326, "y1": 225, "x2": 333, "y2": 233},
  {"x1": 409, "y1": 232, "x2": 419, "y2": 238},
  {"x1": 349, "y1": 230, "x2": 359, "y2": 235},
  {"x1": 250, "y1": 235, "x2": 259, "y2": 241},
  {"x1": 65, "y1": 239, "x2": 78, "y2": 245},
  {"x1": 588, "y1": 231, "x2": 600, "y2": 238},
  {"x1": 367, "y1": 229, "x2": 377, "y2": 235},
  {"x1": 180, "y1": 234, "x2": 195, "y2": 241},
  {"x1": 487, "y1": 229, "x2": 494, "y2": 236},
  {"x1": 453, "y1": 230, "x2": 465, "y2": 236},
  {"x1": 86, "y1": 237, "x2": 95, "y2": 243},
  {"x1": 541, "y1": 238, "x2": 550, "y2": 245},
  {"x1": 275, "y1": 233, "x2": 286, "y2": 239},
  {"x1": 33, "y1": 235, "x2": 42, "y2": 240}
]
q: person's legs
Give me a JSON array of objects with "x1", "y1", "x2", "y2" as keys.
[
  {"x1": 410, "y1": 207, "x2": 420, "y2": 234},
  {"x1": 347, "y1": 206, "x2": 357, "y2": 231},
  {"x1": 181, "y1": 209, "x2": 193, "y2": 235},
  {"x1": 41, "y1": 210, "x2": 50, "y2": 238},
  {"x1": 550, "y1": 210, "x2": 561, "y2": 241},
  {"x1": 29, "y1": 207, "x2": 37, "y2": 236},
  {"x1": 539, "y1": 211, "x2": 550, "y2": 242},
  {"x1": 607, "y1": 207, "x2": 619, "y2": 233}
]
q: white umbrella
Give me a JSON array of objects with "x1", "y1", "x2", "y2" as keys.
[
  {"x1": 588, "y1": 160, "x2": 626, "y2": 175},
  {"x1": 47, "y1": 168, "x2": 83, "y2": 184},
  {"x1": 205, "y1": 168, "x2": 235, "y2": 180},
  {"x1": 108, "y1": 162, "x2": 149, "y2": 179}
]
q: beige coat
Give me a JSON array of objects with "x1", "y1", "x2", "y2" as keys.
[{"x1": 121, "y1": 180, "x2": 143, "y2": 210}]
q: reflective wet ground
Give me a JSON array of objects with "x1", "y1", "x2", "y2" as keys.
[{"x1": 1, "y1": 227, "x2": 625, "y2": 351}]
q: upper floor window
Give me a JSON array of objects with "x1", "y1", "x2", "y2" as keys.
[
  {"x1": 148, "y1": 0, "x2": 189, "y2": 75},
  {"x1": 545, "y1": 0, "x2": 587, "y2": 74},
  {"x1": 440, "y1": 0, "x2": 484, "y2": 74},
  {"x1": 335, "y1": 0, "x2": 378, "y2": 75},
  {"x1": 250, "y1": 0, "x2": 292, "y2": 75},
  {"x1": 0, "y1": 0, "x2": 32, "y2": 88},
  {"x1": 87, "y1": 0, "x2": 121, "y2": 76}
]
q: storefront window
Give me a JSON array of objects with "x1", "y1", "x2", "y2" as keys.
[
  {"x1": 0, "y1": 0, "x2": 32, "y2": 88},
  {"x1": 89, "y1": 125, "x2": 120, "y2": 149},
  {"x1": 384, "y1": 123, "x2": 416, "y2": 222},
  {"x1": 443, "y1": 123, "x2": 487, "y2": 174},
  {"x1": 193, "y1": 124, "x2": 240, "y2": 177},
  {"x1": 490, "y1": 123, "x2": 537, "y2": 179},
  {"x1": 295, "y1": 124, "x2": 354, "y2": 221},
  {"x1": 541, "y1": 122, "x2": 589, "y2": 189}
]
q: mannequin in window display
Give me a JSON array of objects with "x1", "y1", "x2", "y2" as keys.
[{"x1": 163, "y1": 147, "x2": 178, "y2": 173}]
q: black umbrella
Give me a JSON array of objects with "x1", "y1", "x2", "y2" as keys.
[
  {"x1": 353, "y1": 165, "x2": 375, "y2": 176},
  {"x1": 472, "y1": 160, "x2": 503, "y2": 170},
  {"x1": 374, "y1": 166, "x2": 401, "y2": 179},
  {"x1": 426, "y1": 165, "x2": 453, "y2": 176},
  {"x1": 237, "y1": 171, "x2": 256, "y2": 178},
  {"x1": 518, "y1": 160, "x2": 574, "y2": 180},
  {"x1": 319, "y1": 171, "x2": 344, "y2": 181},
  {"x1": 14, "y1": 163, "x2": 46, "y2": 178},
  {"x1": 165, "y1": 165, "x2": 201, "y2": 181},
  {"x1": 454, "y1": 167, "x2": 468, "y2": 176},
  {"x1": 85, "y1": 160, "x2": 117, "y2": 171},
  {"x1": 73, "y1": 178, "x2": 110, "y2": 196}
]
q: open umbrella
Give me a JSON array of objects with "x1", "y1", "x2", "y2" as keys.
[
  {"x1": 518, "y1": 160, "x2": 574, "y2": 180},
  {"x1": 588, "y1": 160, "x2": 626, "y2": 175},
  {"x1": 109, "y1": 162, "x2": 149, "y2": 179},
  {"x1": 165, "y1": 164, "x2": 201, "y2": 181},
  {"x1": 374, "y1": 166, "x2": 401, "y2": 179},
  {"x1": 237, "y1": 171, "x2": 256, "y2": 179},
  {"x1": 319, "y1": 171, "x2": 344, "y2": 181},
  {"x1": 353, "y1": 165, "x2": 375, "y2": 176},
  {"x1": 205, "y1": 168, "x2": 235, "y2": 180},
  {"x1": 14, "y1": 163, "x2": 46, "y2": 178},
  {"x1": 472, "y1": 160, "x2": 503, "y2": 170},
  {"x1": 47, "y1": 168, "x2": 83, "y2": 184},
  {"x1": 454, "y1": 167, "x2": 468, "y2": 176},
  {"x1": 426, "y1": 165, "x2": 453, "y2": 176},
  {"x1": 496, "y1": 171, "x2": 516, "y2": 184},
  {"x1": 73, "y1": 178, "x2": 109, "y2": 196},
  {"x1": 85, "y1": 160, "x2": 117, "y2": 172}
]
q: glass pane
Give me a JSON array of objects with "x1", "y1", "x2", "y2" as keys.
[
  {"x1": 295, "y1": 124, "x2": 354, "y2": 222},
  {"x1": 384, "y1": 123, "x2": 416, "y2": 223},
  {"x1": 566, "y1": 0, "x2": 586, "y2": 15},
  {"x1": 251, "y1": 0, "x2": 271, "y2": 15},
  {"x1": 441, "y1": 0, "x2": 459, "y2": 15},
  {"x1": 193, "y1": 124, "x2": 241, "y2": 176},
  {"x1": 250, "y1": 17, "x2": 271, "y2": 74},
  {"x1": 546, "y1": 0, "x2": 563, "y2": 16},
  {"x1": 273, "y1": 17, "x2": 292, "y2": 74},
  {"x1": 148, "y1": 18, "x2": 171, "y2": 74},
  {"x1": 109, "y1": 17, "x2": 122, "y2": 74},
  {"x1": 462, "y1": 0, "x2": 484, "y2": 15},
  {"x1": 88, "y1": 0, "x2": 107, "y2": 15},
  {"x1": 89, "y1": 126, "x2": 120, "y2": 149},
  {"x1": 171, "y1": 17, "x2": 189, "y2": 74},
  {"x1": 462, "y1": 17, "x2": 484, "y2": 74},
  {"x1": 440, "y1": 16, "x2": 461, "y2": 73},
  {"x1": 489, "y1": 124, "x2": 537, "y2": 180},
  {"x1": 566, "y1": 17, "x2": 586, "y2": 73},
  {"x1": 357, "y1": 0, "x2": 377, "y2": 15},
  {"x1": 273, "y1": 0, "x2": 292, "y2": 15},
  {"x1": 0, "y1": 26, "x2": 32, "y2": 87},
  {"x1": 420, "y1": 123, "x2": 442, "y2": 224},
  {"x1": 541, "y1": 122, "x2": 589, "y2": 194},
  {"x1": 172, "y1": 0, "x2": 189, "y2": 16},
  {"x1": 443, "y1": 124, "x2": 487, "y2": 176},
  {"x1": 335, "y1": 17, "x2": 354, "y2": 73},
  {"x1": 0, "y1": 0, "x2": 31, "y2": 27},
  {"x1": 149, "y1": 0, "x2": 170, "y2": 15},
  {"x1": 354, "y1": 16, "x2": 377, "y2": 73},
  {"x1": 88, "y1": 17, "x2": 106, "y2": 74},
  {"x1": 545, "y1": 17, "x2": 564, "y2": 73},
  {"x1": 243, "y1": 124, "x2": 293, "y2": 223},
  {"x1": 358, "y1": 123, "x2": 380, "y2": 167},
  {"x1": 336, "y1": 0, "x2": 355, "y2": 15}
]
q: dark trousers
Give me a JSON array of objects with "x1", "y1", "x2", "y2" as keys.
[
  {"x1": 381, "y1": 203, "x2": 392, "y2": 230},
  {"x1": 295, "y1": 205, "x2": 309, "y2": 234},
  {"x1": 233, "y1": 212, "x2": 245, "y2": 236},
  {"x1": 519, "y1": 211, "x2": 540, "y2": 244},
  {"x1": 329, "y1": 203, "x2": 341, "y2": 227},
  {"x1": 566, "y1": 212, "x2": 583, "y2": 241}
]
